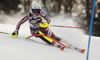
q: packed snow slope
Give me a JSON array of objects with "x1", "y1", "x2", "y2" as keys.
[{"x1": 0, "y1": 15, "x2": 100, "y2": 60}]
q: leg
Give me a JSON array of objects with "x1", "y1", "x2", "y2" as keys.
[
  {"x1": 38, "y1": 27, "x2": 72, "y2": 49},
  {"x1": 39, "y1": 27, "x2": 61, "y2": 41},
  {"x1": 37, "y1": 30, "x2": 63, "y2": 48},
  {"x1": 30, "y1": 28, "x2": 62, "y2": 48},
  {"x1": 30, "y1": 28, "x2": 53, "y2": 44}
]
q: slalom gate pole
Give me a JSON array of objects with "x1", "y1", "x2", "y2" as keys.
[{"x1": 86, "y1": 0, "x2": 96, "y2": 60}]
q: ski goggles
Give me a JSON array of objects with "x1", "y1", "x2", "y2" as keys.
[{"x1": 32, "y1": 9, "x2": 41, "y2": 13}]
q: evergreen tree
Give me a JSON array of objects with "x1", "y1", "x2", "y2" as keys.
[{"x1": 0, "y1": 0, "x2": 21, "y2": 14}]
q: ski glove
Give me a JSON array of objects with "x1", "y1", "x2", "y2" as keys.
[{"x1": 12, "y1": 30, "x2": 18, "y2": 35}]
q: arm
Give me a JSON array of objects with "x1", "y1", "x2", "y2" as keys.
[
  {"x1": 40, "y1": 12, "x2": 51, "y2": 24},
  {"x1": 15, "y1": 15, "x2": 29, "y2": 31},
  {"x1": 12, "y1": 15, "x2": 29, "y2": 37}
]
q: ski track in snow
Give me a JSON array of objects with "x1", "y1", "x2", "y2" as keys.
[{"x1": 0, "y1": 15, "x2": 100, "y2": 60}]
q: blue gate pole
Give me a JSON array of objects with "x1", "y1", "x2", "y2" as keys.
[{"x1": 86, "y1": 0, "x2": 96, "y2": 60}]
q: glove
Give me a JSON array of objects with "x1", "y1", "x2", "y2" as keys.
[
  {"x1": 12, "y1": 30, "x2": 18, "y2": 38},
  {"x1": 12, "y1": 30, "x2": 18, "y2": 35}
]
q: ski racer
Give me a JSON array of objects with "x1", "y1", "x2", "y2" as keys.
[
  {"x1": 12, "y1": 3, "x2": 85, "y2": 53},
  {"x1": 12, "y1": 3, "x2": 62, "y2": 47}
]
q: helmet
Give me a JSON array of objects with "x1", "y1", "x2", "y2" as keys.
[{"x1": 32, "y1": 3, "x2": 41, "y2": 13}]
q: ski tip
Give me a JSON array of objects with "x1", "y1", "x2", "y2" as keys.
[
  {"x1": 66, "y1": 46, "x2": 68, "y2": 48},
  {"x1": 60, "y1": 46, "x2": 66, "y2": 51},
  {"x1": 26, "y1": 37, "x2": 29, "y2": 39},
  {"x1": 80, "y1": 49, "x2": 85, "y2": 53}
]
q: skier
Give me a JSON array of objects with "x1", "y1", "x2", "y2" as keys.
[
  {"x1": 12, "y1": 3, "x2": 62, "y2": 47},
  {"x1": 12, "y1": 3, "x2": 85, "y2": 53}
]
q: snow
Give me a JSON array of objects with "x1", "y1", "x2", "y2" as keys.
[{"x1": 0, "y1": 15, "x2": 100, "y2": 60}]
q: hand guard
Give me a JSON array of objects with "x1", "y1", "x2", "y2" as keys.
[
  {"x1": 40, "y1": 22, "x2": 49, "y2": 28},
  {"x1": 12, "y1": 30, "x2": 18, "y2": 35},
  {"x1": 11, "y1": 30, "x2": 18, "y2": 38}
]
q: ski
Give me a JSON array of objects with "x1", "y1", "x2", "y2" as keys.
[
  {"x1": 26, "y1": 34, "x2": 85, "y2": 53},
  {"x1": 26, "y1": 34, "x2": 67, "y2": 51},
  {"x1": 80, "y1": 49, "x2": 86, "y2": 53}
]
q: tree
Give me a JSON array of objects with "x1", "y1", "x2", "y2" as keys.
[
  {"x1": 24, "y1": 0, "x2": 31, "y2": 13},
  {"x1": 0, "y1": 0, "x2": 21, "y2": 14}
]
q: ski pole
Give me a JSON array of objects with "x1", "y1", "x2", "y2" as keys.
[
  {"x1": 40, "y1": 23, "x2": 87, "y2": 30},
  {"x1": 0, "y1": 32, "x2": 10, "y2": 34},
  {"x1": 0, "y1": 32, "x2": 17, "y2": 38},
  {"x1": 49, "y1": 25, "x2": 87, "y2": 30}
]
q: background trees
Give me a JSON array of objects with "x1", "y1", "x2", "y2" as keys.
[{"x1": 0, "y1": 0, "x2": 21, "y2": 14}]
